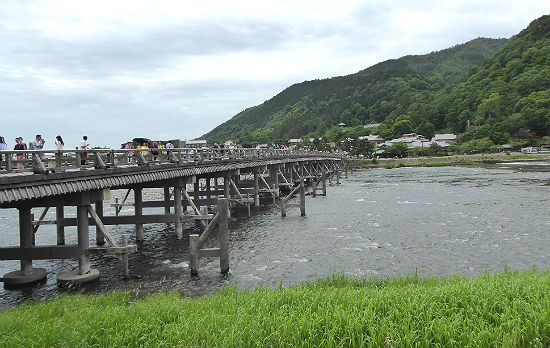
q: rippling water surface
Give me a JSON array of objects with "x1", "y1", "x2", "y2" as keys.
[{"x1": 1, "y1": 162, "x2": 549, "y2": 307}]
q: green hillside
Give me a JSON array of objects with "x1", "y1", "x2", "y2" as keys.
[
  {"x1": 203, "y1": 15, "x2": 549, "y2": 148},
  {"x1": 428, "y1": 14, "x2": 550, "y2": 147}
]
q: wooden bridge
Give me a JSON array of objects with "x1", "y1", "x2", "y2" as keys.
[{"x1": 0, "y1": 148, "x2": 345, "y2": 287}]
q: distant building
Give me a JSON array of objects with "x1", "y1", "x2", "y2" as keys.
[
  {"x1": 358, "y1": 135, "x2": 385, "y2": 146},
  {"x1": 338, "y1": 123, "x2": 346, "y2": 129},
  {"x1": 224, "y1": 140, "x2": 235, "y2": 147},
  {"x1": 364, "y1": 123, "x2": 380, "y2": 129},
  {"x1": 288, "y1": 139, "x2": 303, "y2": 144},
  {"x1": 184, "y1": 139, "x2": 207, "y2": 147},
  {"x1": 432, "y1": 134, "x2": 457, "y2": 144},
  {"x1": 379, "y1": 134, "x2": 429, "y2": 148}
]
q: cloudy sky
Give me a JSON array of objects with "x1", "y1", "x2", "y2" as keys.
[{"x1": 1, "y1": 1, "x2": 547, "y2": 148}]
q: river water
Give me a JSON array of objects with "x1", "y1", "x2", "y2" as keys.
[{"x1": 1, "y1": 162, "x2": 549, "y2": 307}]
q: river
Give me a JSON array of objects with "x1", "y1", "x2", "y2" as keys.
[{"x1": 1, "y1": 162, "x2": 549, "y2": 307}]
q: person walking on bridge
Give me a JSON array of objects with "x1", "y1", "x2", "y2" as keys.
[
  {"x1": 0, "y1": 137, "x2": 7, "y2": 163},
  {"x1": 124, "y1": 141, "x2": 133, "y2": 163},
  {"x1": 55, "y1": 135, "x2": 64, "y2": 150},
  {"x1": 80, "y1": 136, "x2": 89, "y2": 168},
  {"x1": 14, "y1": 137, "x2": 26, "y2": 169},
  {"x1": 31, "y1": 135, "x2": 45, "y2": 160}
]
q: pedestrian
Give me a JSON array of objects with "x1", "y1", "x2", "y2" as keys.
[
  {"x1": 0, "y1": 136, "x2": 7, "y2": 162},
  {"x1": 165, "y1": 141, "x2": 174, "y2": 149},
  {"x1": 14, "y1": 137, "x2": 26, "y2": 169},
  {"x1": 80, "y1": 136, "x2": 89, "y2": 168},
  {"x1": 55, "y1": 135, "x2": 64, "y2": 150},
  {"x1": 151, "y1": 141, "x2": 159, "y2": 161},
  {"x1": 31, "y1": 135, "x2": 45, "y2": 159},
  {"x1": 124, "y1": 141, "x2": 133, "y2": 163}
]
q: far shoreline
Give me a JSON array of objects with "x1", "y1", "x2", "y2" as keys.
[{"x1": 347, "y1": 152, "x2": 550, "y2": 169}]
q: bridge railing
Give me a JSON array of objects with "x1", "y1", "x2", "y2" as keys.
[{"x1": 0, "y1": 147, "x2": 341, "y2": 174}]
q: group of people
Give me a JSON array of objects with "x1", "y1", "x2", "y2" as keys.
[
  {"x1": 0, "y1": 134, "x2": 90, "y2": 169},
  {"x1": 123, "y1": 141, "x2": 174, "y2": 163}
]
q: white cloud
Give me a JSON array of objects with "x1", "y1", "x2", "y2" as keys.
[{"x1": 0, "y1": 0, "x2": 548, "y2": 147}]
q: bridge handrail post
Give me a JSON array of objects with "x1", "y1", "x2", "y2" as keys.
[
  {"x1": 109, "y1": 149, "x2": 116, "y2": 167},
  {"x1": 55, "y1": 150, "x2": 62, "y2": 170},
  {"x1": 5, "y1": 152, "x2": 13, "y2": 172},
  {"x1": 75, "y1": 151, "x2": 82, "y2": 168},
  {"x1": 32, "y1": 153, "x2": 48, "y2": 174}
]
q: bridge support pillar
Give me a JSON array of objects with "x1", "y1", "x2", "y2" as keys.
[
  {"x1": 322, "y1": 170, "x2": 327, "y2": 196},
  {"x1": 194, "y1": 180, "x2": 200, "y2": 208},
  {"x1": 224, "y1": 176, "x2": 230, "y2": 199},
  {"x1": 2, "y1": 206, "x2": 47, "y2": 287},
  {"x1": 95, "y1": 201, "x2": 105, "y2": 246},
  {"x1": 56, "y1": 203, "x2": 65, "y2": 245},
  {"x1": 206, "y1": 178, "x2": 212, "y2": 211},
  {"x1": 300, "y1": 177, "x2": 306, "y2": 216},
  {"x1": 134, "y1": 188, "x2": 143, "y2": 241},
  {"x1": 57, "y1": 202, "x2": 99, "y2": 287},
  {"x1": 253, "y1": 170, "x2": 260, "y2": 207},
  {"x1": 269, "y1": 165, "x2": 279, "y2": 203},
  {"x1": 174, "y1": 185, "x2": 183, "y2": 240},
  {"x1": 288, "y1": 163, "x2": 294, "y2": 183},
  {"x1": 214, "y1": 177, "x2": 220, "y2": 193},
  {"x1": 164, "y1": 187, "x2": 171, "y2": 214},
  {"x1": 218, "y1": 198, "x2": 229, "y2": 274},
  {"x1": 77, "y1": 205, "x2": 91, "y2": 274}
]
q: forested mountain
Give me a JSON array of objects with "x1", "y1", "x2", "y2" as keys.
[
  {"x1": 203, "y1": 15, "x2": 549, "y2": 147},
  {"x1": 429, "y1": 15, "x2": 550, "y2": 145}
]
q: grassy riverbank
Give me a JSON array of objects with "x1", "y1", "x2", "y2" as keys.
[
  {"x1": 349, "y1": 152, "x2": 549, "y2": 169},
  {"x1": 1, "y1": 270, "x2": 549, "y2": 347}
]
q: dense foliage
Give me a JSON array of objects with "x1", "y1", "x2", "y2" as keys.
[{"x1": 203, "y1": 16, "x2": 549, "y2": 149}]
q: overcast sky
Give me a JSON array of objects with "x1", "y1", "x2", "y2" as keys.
[{"x1": 1, "y1": 1, "x2": 547, "y2": 148}]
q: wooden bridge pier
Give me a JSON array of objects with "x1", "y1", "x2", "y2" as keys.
[{"x1": 2, "y1": 207, "x2": 47, "y2": 287}]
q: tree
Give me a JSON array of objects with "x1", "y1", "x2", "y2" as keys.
[
  {"x1": 350, "y1": 117, "x2": 362, "y2": 127},
  {"x1": 340, "y1": 110, "x2": 353, "y2": 125},
  {"x1": 350, "y1": 103, "x2": 368, "y2": 121},
  {"x1": 475, "y1": 93, "x2": 507, "y2": 124},
  {"x1": 515, "y1": 90, "x2": 550, "y2": 136},
  {"x1": 323, "y1": 126, "x2": 344, "y2": 143},
  {"x1": 458, "y1": 138, "x2": 495, "y2": 154},
  {"x1": 424, "y1": 142, "x2": 445, "y2": 156},
  {"x1": 416, "y1": 121, "x2": 436, "y2": 139},
  {"x1": 386, "y1": 142, "x2": 409, "y2": 157},
  {"x1": 352, "y1": 138, "x2": 375, "y2": 157},
  {"x1": 392, "y1": 119, "x2": 414, "y2": 137},
  {"x1": 501, "y1": 113, "x2": 527, "y2": 135},
  {"x1": 311, "y1": 138, "x2": 330, "y2": 151}
]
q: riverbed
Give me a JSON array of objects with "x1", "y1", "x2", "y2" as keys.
[{"x1": 1, "y1": 162, "x2": 549, "y2": 307}]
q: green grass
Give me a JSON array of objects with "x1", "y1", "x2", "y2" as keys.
[{"x1": 1, "y1": 270, "x2": 550, "y2": 347}]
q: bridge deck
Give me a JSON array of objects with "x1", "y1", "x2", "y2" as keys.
[{"x1": 0, "y1": 148, "x2": 341, "y2": 206}]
